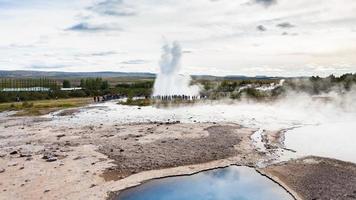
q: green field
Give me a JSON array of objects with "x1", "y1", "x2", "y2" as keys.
[{"x1": 0, "y1": 98, "x2": 92, "y2": 116}]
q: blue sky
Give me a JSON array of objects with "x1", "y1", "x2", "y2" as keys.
[{"x1": 0, "y1": 0, "x2": 356, "y2": 76}]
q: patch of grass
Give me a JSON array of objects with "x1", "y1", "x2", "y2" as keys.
[
  {"x1": 0, "y1": 98, "x2": 92, "y2": 116},
  {"x1": 119, "y1": 98, "x2": 151, "y2": 107}
]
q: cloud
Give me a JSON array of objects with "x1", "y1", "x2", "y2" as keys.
[
  {"x1": 120, "y1": 59, "x2": 148, "y2": 65},
  {"x1": 257, "y1": 25, "x2": 267, "y2": 31},
  {"x1": 88, "y1": 0, "x2": 137, "y2": 17},
  {"x1": 2, "y1": 0, "x2": 356, "y2": 76},
  {"x1": 66, "y1": 22, "x2": 122, "y2": 32},
  {"x1": 276, "y1": 22, "x2": 295, "y2": 28},
  {"x1": 182, "y1": 50, "x2": 193, "y2": 54},
  {"x1": 253, "y1": 0, "x2": 277, "y2": 7},
  {"x1": 91, "y1": 51, "x2": 118, "y2": 56}
]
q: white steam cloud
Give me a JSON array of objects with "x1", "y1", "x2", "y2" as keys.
[{"x1": 153, "y1": 42, "x2": 200, "y2": 96}]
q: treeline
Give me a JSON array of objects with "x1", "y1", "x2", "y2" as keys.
[
  {"x1": 0, "y1": 77, "x2": 154, "y2": 103},
  {"x1": 0, "y1": 78, "x2": 59, "y2": 89},
  {"x1": 79, "y1": 78, "x2": 109, "y2": 91},
  {"x1": 284, "y1": 73, "x2": 356, "y2": 94},
  {"x1": 200, "y1": 73, "x2": 356, "y2": 100},
  {"x1": 1, "y1": 73, "x2": 355, "y2": 103},
  {"x1": 200, "y1": 79, "x2": 281, "y2": 100},
  {"x1": 115, "y1": 81, "x2": 153, "y2": 98}
]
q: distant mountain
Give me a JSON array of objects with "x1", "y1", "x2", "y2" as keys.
[
  {"x1": 0, "y1": 70, "x2": 156, "y2": 78},
  {"x1": 0, "y1": 70, "x2": 285, "y2": 80}
]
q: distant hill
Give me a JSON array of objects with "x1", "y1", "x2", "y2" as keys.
[
  {"x1": 0, "y1": 70, "x2": 285, "y2": 80},
  {"x1": 0, "y1": 70, "x2": 156, "y2": 78}
]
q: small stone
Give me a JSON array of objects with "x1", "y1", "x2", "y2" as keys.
[
  {"x1": 20, "y1": 153, "x2": 32, "y2": 158},
  {"x1": 9, "y1": 151, "x2": 18, "y2": 155},
  {"x1": 19, "y1": 166, "x2": 24, "y2": 170},
  {"x1": 56, "y1": 134, "x2": 65, "y2": 138},
  {"x1": 46, "y1": 157, "x2": 57, "y2": 162},
  {"x1": 0, "y1": 168, "x2": 5, "y2": 173},
  {"x1": 25, "y1": 157, "x2": 33, "y2": 161},
  {"x1": 44, "y1": 189, "x2": 50, "y2": 193},
  {"x1": 73, "y1": 156, "x2": 84, "y2": 160},
  {"x1": 8, "y1": 162, "x2": 18, "y2": 167},
  {"x1": 90, "y1": 184, "x2": 97, "y2": 188}
]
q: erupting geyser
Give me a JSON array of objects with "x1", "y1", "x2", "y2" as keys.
[{"x1": 153, "y1": 42, "x2": 200, "y2": 97}]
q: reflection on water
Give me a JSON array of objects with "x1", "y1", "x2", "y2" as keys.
[{"x1": 116, "y1": 166, "x2": 293, "y2": 200}]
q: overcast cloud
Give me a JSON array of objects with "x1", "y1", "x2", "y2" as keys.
[{"x1": 0, "y1": 0, "x2": 356, "y2": 76}]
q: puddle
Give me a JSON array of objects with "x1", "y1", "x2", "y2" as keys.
[{"x1": 115, "y1": 166, "x2": 294, "y2": 200}]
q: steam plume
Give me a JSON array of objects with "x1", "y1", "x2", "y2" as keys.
[{"x1": 153, "y1": 42, "x2": 200, "y2": 96}]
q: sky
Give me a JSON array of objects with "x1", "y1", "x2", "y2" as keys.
[{"x1": 0, "y1": 0, "x2": 356, "y2": 76}]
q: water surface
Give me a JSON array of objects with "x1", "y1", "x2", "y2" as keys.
[
  {"x1": 116, "y1": 166, "x2": 293, "y2": 200},
  {"x1": 284, "y1": 121, "x2": 356, "y2": 163}
]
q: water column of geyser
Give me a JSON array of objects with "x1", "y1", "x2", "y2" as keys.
[{"x1": 153, "y1": 42, "x2": 200, "y2": 101}]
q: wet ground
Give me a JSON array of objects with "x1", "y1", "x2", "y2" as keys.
[{"x1": 261, "y1": 156, "x2": 356, "y2": 200}]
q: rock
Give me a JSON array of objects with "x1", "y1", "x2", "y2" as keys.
[
  {"x1": 19, "y1": 166, "x2": 24, "y2": 170},
  {"x1": 42, "y1": 153, "x2": 58, "y2": 162},
  {"x1": 9, "y1": 151, "x2": 18, "y2": 155},
  {"x1": 90, "y1": 184, "x2": 97, "y2": 188},
  {"x1": 46, "y1": 157, "x2": 57, "y2": 162},
  {"x1": 56, "y1": 134, "x2": 66, "y2": 139},
  {"x1": 73, "y1": 156, "x2": 84, "y2": 160},
  {"x1": 8, "y1": 162, "x2": 18, "y2": 167},
  {"x1": 0, "y1": 168, "x2": 5, "y2": 173},
  {"x1": 25, "y1": 157, "x2": 33, "y2": 161},
  {"x1": 20, "y1": 153, "x2": 32, "y2": 158},
  {"x1": 44, "y1": 189, "x2": 50, "y2": 193}
]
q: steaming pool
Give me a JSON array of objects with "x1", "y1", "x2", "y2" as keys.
[{"x1": 115, "y1": 166, "x2": 293, "y2": 200}]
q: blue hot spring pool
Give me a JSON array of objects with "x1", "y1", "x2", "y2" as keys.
[{"x1": 116, "y1": 166, "x2": 293, "y2": 200}]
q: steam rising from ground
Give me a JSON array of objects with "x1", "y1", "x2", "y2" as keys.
[{"x1": 153, "y1": 42, "x2": 200, "y2": 96}]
